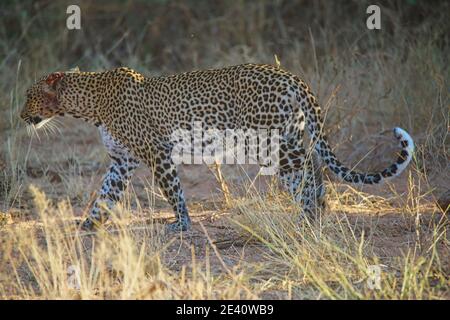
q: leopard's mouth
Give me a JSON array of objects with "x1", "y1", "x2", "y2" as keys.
[{"x1": 22, "y1": 115, "x2": 42, "y2": 125}]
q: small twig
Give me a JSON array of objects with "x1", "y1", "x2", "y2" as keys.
[{"x1": 210, "y1": 161, "x2": 232, "y2": 207}]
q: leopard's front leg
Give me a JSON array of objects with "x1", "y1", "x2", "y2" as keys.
[{"x1": 80, "y1": 127, "x2": 140, "y2": 230}]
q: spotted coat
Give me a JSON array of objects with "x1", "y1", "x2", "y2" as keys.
[{"x1": 20, "y1": 64, "x2": 414, "y2": 231}]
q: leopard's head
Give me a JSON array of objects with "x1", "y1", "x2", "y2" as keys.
[{"x1": 20, "y1": 72, "x2": 66, "y2": 126}]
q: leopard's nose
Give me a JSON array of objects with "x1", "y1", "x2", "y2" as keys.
[{"x1": 30, "y1": 116, "x2": 42, "y2": 125}]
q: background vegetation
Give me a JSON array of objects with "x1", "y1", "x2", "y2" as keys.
[{"x1": 0, "y1": 0, "x2": 448, "y2": 299}]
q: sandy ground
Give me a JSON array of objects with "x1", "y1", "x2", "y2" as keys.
[{"x1": 1, "y1": 118, "x2": 448, "y2": 299}]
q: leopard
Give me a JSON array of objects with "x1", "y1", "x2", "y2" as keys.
[{"x1": 20, "y1": 64, "x2": 414, "y2": 231}]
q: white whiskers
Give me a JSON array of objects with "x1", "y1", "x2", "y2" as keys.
[
  {"x1": 35, "y1": 117, "x2": 53, "y2": 130},
  {"x1": 32, "y1": 124, "x2": 40, "y2": 141},
  {"x1": 26, "y1": 124, "x2": 31, "y2": 137},
  {"x1": 26, "y1": 117, "x2": 63, "y2": 140},
  {"x1": 46, "y1": 118, "x2": 63, "y2": 136}
]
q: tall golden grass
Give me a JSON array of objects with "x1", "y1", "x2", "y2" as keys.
[{"x1": 0, "y1": 1, "x2": 448, "y2": 299}]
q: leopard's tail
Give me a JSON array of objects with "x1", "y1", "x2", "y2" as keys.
[{"x1": 299, "y1": 91, "x2": 414, "y2": 185}]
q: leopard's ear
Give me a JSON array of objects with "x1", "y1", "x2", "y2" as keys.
[
  {"x1": 45, "y1": 72, "x2": 64, "y2": 89},
  {"x1": 43, "y1": 72, "x2": 64, "y2": 98}
]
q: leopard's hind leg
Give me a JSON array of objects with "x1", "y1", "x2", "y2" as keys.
[{"x1": 278, "y1": 115, "x2": 326, "y2": 220}]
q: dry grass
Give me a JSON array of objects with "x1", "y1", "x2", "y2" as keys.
[
  {"x1": 230, "y1": 173, "x2": 448, "y2": 299},
  {"x1": 0, "y1": 1, "x2": 449, "y2": 300}
]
